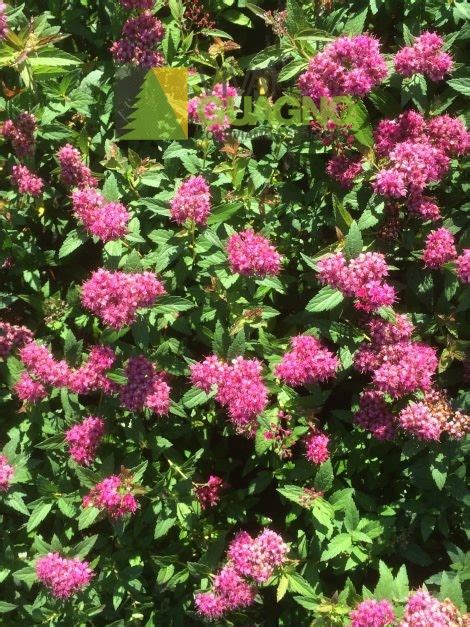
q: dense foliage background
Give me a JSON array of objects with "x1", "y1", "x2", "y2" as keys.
[{"x1": 0, "y1": 0, "x2": 469, "y2": 624}]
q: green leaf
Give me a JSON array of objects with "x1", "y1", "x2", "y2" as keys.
[
  {"x1": 374, "y1": 561, "x2": 395, "y2": 600},
  {"x1": 73, "y1": 535, "x2": 99, "y2": 558},
  {"x1": 447, "y1": 78, "x2": 470, "y2": 96},
  {"x1": 35, "y1": 434, "x2": 65, "y2": 451},
  {"x1": 344, "y1": 221, "x2": 363, "y2": 261},
  {"x1": 227, "y1": 328, "x2": 245, "y2": 360},
  {"x1": 431, "y1": 466, "x2": 447, "y2": 490},
  {"x1": 344, "y1": 8, "x2": 368, "y2": 35},
  {"x1": 344, "y1": 500, "x2": 360, "y2": 532},
  {"x1": 314, "y1": 460, "x2": 334, "y2": 492},
  {"x1": 439, "y1": 572, "x2": 465, "y2": 611},
  {"x1": 206, "y1": 202, "x2": 243, "y2": 225},
  {"x1": 102, "y1": 173, "x2": 121, "y2": 202},
  {"x1": 182, "y1": 387, "x2": 211, "y2": 408},
  {"x1": 306, "y1": 286, "x2": 344, "y2": 313},
  {"x1": 321, "y1": 534, "x2": 352, "y2": 561},
  {"x1": 154, "y1": 517, "x2": 177, "y2": 539},
  {"x1": 277, "y1": 575, "x2": 289, "y2": 601},
  {"x1": 287, "y1": 572, "x2": 318, "y2": 598},
  {"x1": 153, "y1": 296, "x2": 194, "y2": 315},
  {"x1": 27, "y1": 502, "x2": 53, "y2": 532},
  {"x1": 58, "y1": 229, "x2": 88, "y2": 259},
  {"x1": 0, "y1": 601, "x2": 17, "y2": 614},
  {"x1": 78, "y1": 506, "x2": 101, "y2": 531}
]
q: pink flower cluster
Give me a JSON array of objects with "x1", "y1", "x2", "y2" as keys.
[
  {"x1": 354, "y1": 317, "x2": 438, "y2": 398},
  {"x1": 15, "y1": 342, "x2": 116, "y2": 403},
  {"x1": 195, "y1": 529, "x2": 288, "y2": 620},
  {"x1": 170, "y1": 175, "x2": 211, "y2": 226},
  {"x1": 67, "y1": 345, "x2": 117, "y2": 395},
  {"x1": 11, "y1": 164, "x2": 44, "y2": 196},
  {"x1": 456, "y1": 249, "x2": 470, "y2": 284},
  {"x1": 304, "y1": 429, "x2": 330, "y2": 464},
  {"x1": 81, "y1": 269, "x2": 165, "y2": 328},
  {"x1": 194, "y1": 475, "x2": 225, "y2": 509},
  {"x1": 397, "y1": 401, "x2": 442, "y2": 441},
  {"x1": 317, "y1": 251, "x2": 396, "y2": 312},
  {"x1": 227, "y1": 230, "x2": 281, "y2": 277},
  {"x1": 120, "y1": 356, "x2": 171, "y2": 415},
  {"x1": 350, "y1": 599, "x2": 395, "y2": 627},
  {"x1": 111, "y1": 12, "x2": 164, "y2": 68},
  {"x1": 326, "y1": 154, "x2": 363, "y2": 189},
  {"x1": 298, "y1": 35, "x2": 387, "y2": 103},
  {"x1": 275, "y1": 334, "x2": 338, "y2": 387},
  {"x1": 0, "y1": 455, "x2": 14, "y2": 491},
  {"x1": 57, "y1": 144, "x2": 97, "y2": 188},
  {"x1": 83, "y1": 473, "x2": 138, "y2": 519},
  {"x1": 423, "y1": 228, "x2": 457, "y2": 268},
  {"x1": 0, "y1": 2, "x2": 8, "y2": 40},
  {"x1": 65, "y1": 416, "x2": 105, "y2": 465},
  {"x1": 351, "y1": 590, "x2": 466, "y2": 627},
  {"x1": 190, "y1": 355, "x2": 268, "y2": 435},
  {"x1": 401, "y1": 589, "x2": 460, "y2": 626},
  {"x1": 119, "y1": 0, "x2": 154, "y2": 8},
  {"x1": 71, "y1": 188, "x2": 130, "y2": 242},
  {"x1": 35, "y1": 553, "x2": 93, "y2": 598},
  {"x1": 0, "y1": 322, "x2": 33, "y2": 358},
  {"x1": 2, "y1": 112, "x2": 36, "y2": 157},
  {"x1": 394, "y1": 32, "x2": 453, "y2": 81},
  {"x1": 355, "y1": 390, "x2": 397, "y2": 441},
  {"x1": 189, "y1": 83, "x2": 237, "y2": 140},
  {"x1": 373, "y1": 111, "x2": 470, "y2": 218},
  {"x1": 19, "y1": 341, "x2": 69, "y2": 388}
]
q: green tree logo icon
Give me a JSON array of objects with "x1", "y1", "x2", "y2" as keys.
[{"x1": 121, "y1": 68, "x2": 188, "y2": 141}]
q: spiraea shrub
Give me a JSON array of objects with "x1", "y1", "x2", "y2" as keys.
[{"x1": 0, "y1": 0, "x2": 469, "y2": 624}]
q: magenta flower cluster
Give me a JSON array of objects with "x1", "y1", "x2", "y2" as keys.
[
  {"x1": 422, "y1": 227, "x2": 457, "y2": 268},
  {"x1": 194, "y1": 475, "x2": 225, "y2": 509},
  {"x1": 195, "y1": 528, "x2": 288, "y2": 620},
  {"x1": 456, "y1": 249, "x2": 470, "y2": 283},
  {"x1": 120, "y1": 356, "x2": 171, "y2": 415},
  {"x1": 354, "y1": 317, "x2": 437, "y2": 398},
  {"x1": 304, "y1": 429, "x2": 330, "y2": 464},
  {"x1": 83, "y1": 474, "x2": 138, "y2": 519},
  {"x1": 170, "y1": 175, "x2": 211, "y2": 226},
  {"x1": 119, "y1": 0, "x2": 154, "y2": 9},
  {"x1": 349, "y1": 598, "x2": 395, "y2": 627},
  {"x1": 317, "y1": 251, "x2": 396, "y2": 312},
  {"x1": 355, "y1": 389, "x2": 397, "y2": 441},
  {"x1": 65, "y1": 416, "x2": 105, "y2": 466},
  {"x1": 373, "y1": 111, "x2": 470, "y2": 219},
  {"x1": 401, "y1": 589, "x2": 459, "y2": 626},
  {"x1": 35, "y1": 553, "x2": 93, "y2": 598},
  {"x1": 188, "y1": 83, "x2": 237, "y2": 140},
  {"x1": 80, "y1": 269, "x2": 165, "y2": 329},
  {"x1": 0, "y1": 454, "x2": 14, "y2": 492},
  {"x1": 298, "y1": 35, "x2": 387, "y2": 102},
  {"x1": 227, "y1": 229, "x2": 281, "y2": 277},
  {"x1": 2, "y1": 112, "x2": 36, "y2": 157},
  {"x1": 111, "y1": 11, "x2": 164, "y2": 68},
  {"x1": 275, "y1": 334, "x2": 338, "y2": 387},
  {"x1": 15, "y1": 341, "x2": 116, "y2": 402},
  {"x1": 11, "y1": 164, "x2": 44, "y2": 196},
  {"x1": 57, "y1": 144, "x2": 97, "y2": 189},
  {"x1": 394, "y1": 32, "x2": 453, "y2": 81},
  {"x1": 326, "y1": 154, "x2": 363, "y2": 189},
  {"x1": 191, "y1": 355, "x2": 268, "y2": 435},
  {"x1": 0, "y1": 322, "x2": 34, "y2": 358},
  {"x1": 71, "y1": 188, "x2": 130, "y2": 242},
  {"x1": 0, "y1": 2, "x2": 7, "y2": 40}
]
